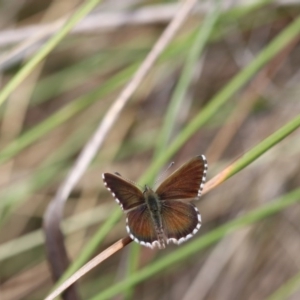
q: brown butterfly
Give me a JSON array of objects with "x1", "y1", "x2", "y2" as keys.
[{"x1": 102, "y1": 155, "x2": 208, "y2": 249}]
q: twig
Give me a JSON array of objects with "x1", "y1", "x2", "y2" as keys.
[{"x1": 44, "y1": 237, "x2": 132, "y2": 300}]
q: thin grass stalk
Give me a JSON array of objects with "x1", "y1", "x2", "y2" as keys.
[
  {"x1": 142, "y1": 14, "x2": 300, "y2": 186},
  {"x1": 154, "y1": 0, "x2": 221, "y2": 157},
  {"x1": 0, "y1": 0, "x2": 103, "y2": 107},
  {"x1": 266, "y1": 271, "x2": 300, "y2": 300}
]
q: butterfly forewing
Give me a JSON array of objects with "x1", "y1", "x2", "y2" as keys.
[
  {"x1": 102, "y1": 173, "x2": 144, "y2": 211},
  {"x1": 155, "y1": 155, "x2": 207, "y2": 200},
  {"x1": 126, "y1": 204, "x2": 161, "y2": 248},
  {"x1": 160, "y1": 200, "x2": 201, "y2": 244}
]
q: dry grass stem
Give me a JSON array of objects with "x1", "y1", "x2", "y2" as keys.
[{"x1": 44, "y1": 236, "x2": 132, "y2": 300}]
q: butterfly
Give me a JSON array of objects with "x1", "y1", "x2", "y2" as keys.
[{"x1": 102, "y1": 155, "x2": 208, "y2": 249}]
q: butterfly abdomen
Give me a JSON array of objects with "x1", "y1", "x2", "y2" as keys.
[{"x1": 144, "y1": 188, "x2": 166, "y2": 248}]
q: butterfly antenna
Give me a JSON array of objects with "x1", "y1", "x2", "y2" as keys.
[
  {"x1": 154, "y1": 161, "x2": 175, "y2": 186},
  {"x1": 114, "y1": 172, "x2": 143, "y2": 189}
]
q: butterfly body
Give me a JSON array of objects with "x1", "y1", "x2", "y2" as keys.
[
  {"x1": 103, "y1": 155, "x2": 208, "y2": 249},
  {"x1": 142, "y1": 186, "x2": 165, "y2": 248},
  {"x1": 143, "y1": 186, "x2": 161, "y2": 214}
]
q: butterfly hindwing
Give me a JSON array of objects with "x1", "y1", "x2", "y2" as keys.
[
  {"x1": 102, "y1": 173, "x2": 144, "y2": 211},
  {"x1": 161, "y1": 200, "x2": 201, "y2": 244},
  {"x1": 126, "y1": 204, "x2": 162, "y2": 248},
  {"x1": 155, "y1": 155, "x2": 207, "y2": 200}
]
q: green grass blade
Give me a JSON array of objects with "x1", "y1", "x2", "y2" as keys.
[
  {"x1": 0, "y1": 164, "x2": 65, "y2": 227},
  {"x1": 228, "y1": 114, "x2": 300, "y2": 178},
  {"x1": 90, "y1": 188, "x2": 300, "y2": 300},
  {"x1": 154, "y1": 0, "x2": 221, "y2": 157},
  {"x1": 142, "y1": 14, "x2": 300, "y2": 185},
  {"x1": 31, "y1": 49, "x2": 145, "y2": 105},
  {"x1": 266, "y1": 271, "x2": 300, "y2": 300},
  {"x1": 0, "y1": 120, "x2": 97, "y2": 220},
  {"x1": 0, "y1": 0, "x2": 103, "y2": 107},
  {"x1": 0, "y1": 202, "x2": 112, "y2": 261},
  {"x1": 0, "y1": 64, "x2": 137, "y2": 165}
]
